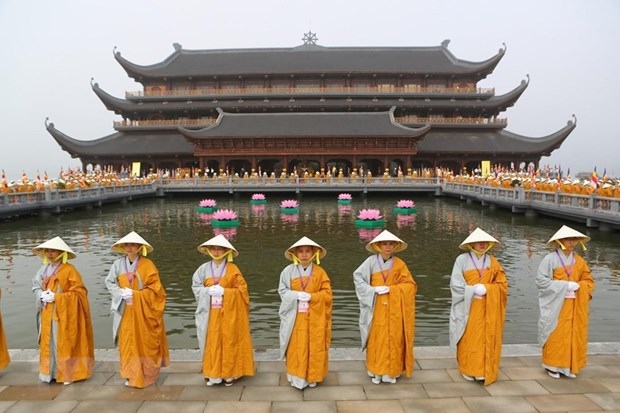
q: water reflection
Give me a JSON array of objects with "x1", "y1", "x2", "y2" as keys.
[
  {"x1": 0, "y1": 195, "x2": 619, "y2": 350},
  {"x1": 357, "y1": 228, "x2": 383, "y2": 241}
]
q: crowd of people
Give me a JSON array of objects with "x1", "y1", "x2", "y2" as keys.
[
  {"x1": 2, "y1": 164, "x2": 619, "y2": 201},
  {"x1": 0, "y1": 225, "x2": 595, "y2": 388}
]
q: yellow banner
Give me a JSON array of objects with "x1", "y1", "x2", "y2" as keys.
[
  {"x1": 481, "y1": 160, "x2": 491, "y2": 176},
  {"x1": 131, "y1": 162, "x2": 141, "y2": 178}
]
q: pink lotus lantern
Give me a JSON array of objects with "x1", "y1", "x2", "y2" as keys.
[
  {"x1": 355, "y1": 208, "x2": 385, "y2": 228},
  {"x1": 337, "y1": 193, "x2": 352, "y2": 205},
  {"x1": 394, "y1": 199, "x2": 417, "y2": 215},
  {"x1": 280, "y1": 199, "x2": 299, "y2": 214},
  {"x1": 250, "y1": 193, "x2": 267, "y2": 204},
  {"x1": 197, "y1": 198, "x2": 217, "y2": 213},
  {"x1": 211, "y1": 209, "x2": 239, "y2": 228}
]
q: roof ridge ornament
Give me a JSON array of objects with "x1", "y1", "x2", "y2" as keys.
[
  {"x1": 302, "y1": 31, "x2": 318, "y2": 45},
  {"x1": 441, "y1": 39, "x2": 450, "y2": 48},
  {"x1": 173, "y1": 43, "x2": 182, "y2": 51}
]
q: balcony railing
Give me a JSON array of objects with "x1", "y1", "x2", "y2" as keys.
[
  {"x1": 114, "y1": 116, "x2": 505, "y2": 129},
  {"x1": 125, "y1": 85, "x2": 495, "y2": 99},
  {"x1": 395, "y1": 116, "x2": 507, "y2": 125},
  {"x1": 114, "y1": 119, "x2": 217, "y2": 128}
]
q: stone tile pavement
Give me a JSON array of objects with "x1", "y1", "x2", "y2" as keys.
[{"x1": 0, "y1": 343, "x2": 618, "y2": 412}]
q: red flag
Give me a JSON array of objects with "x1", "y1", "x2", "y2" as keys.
[{"x1": 590, "y1": 168, "x2": 599, "y2": 189}]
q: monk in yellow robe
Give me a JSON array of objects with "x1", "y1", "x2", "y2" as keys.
[
  {"x1": 450, "y1": 228, "x2": 507, "y2": 385},
  {"x1": 192, "y1": 234, "x2": 254, "y2": 386},
  {"x1": 537, "y1": 225, "x2": 594, "y2": 379},
  {"x1": 279, "y1": 237, "x2": 332, "y2": 390},
  {"x1": 105, "y1": 231, "x2": 169, "y2": 388},
  {"x1": 32, "y1": 237, "x2": 94, "y2": 384},
  {"x1": 0, "y1": 288, "x2": 10, "y2": 371},
  {"x1": 353, "y1": 230, "x2": 416, "y2": 385}
]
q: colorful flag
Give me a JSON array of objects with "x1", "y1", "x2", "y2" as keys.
[{"x1": 590, "y1": 168, "x2": 599, "y2": 189}]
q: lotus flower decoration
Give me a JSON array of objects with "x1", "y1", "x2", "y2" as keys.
[
  {"x1": 357, "y1": 209, "x2": 382, "y2": 220},
  {"x1": 280, "y1": 199, "x2": 299, "y2": 209},
  {"x1": 338, "y1": 193, "x2": 352, "y2": 200},
  {"x1": 251, "y1": 193, "x2": 266, "y2": 200},
  {"x1": 199, "y1": 199, "x2": 217, "y2": 207},
  {"x1": 211, "y1": 209, "x2": 238, "y2": 221},
  {"x1": 396, "y1": 199, "x2": 415, "y2": 208}
]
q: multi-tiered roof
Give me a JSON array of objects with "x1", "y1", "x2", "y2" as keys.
[{"x1": 47, "y1": 37, "x2": 575, "y2": 175}]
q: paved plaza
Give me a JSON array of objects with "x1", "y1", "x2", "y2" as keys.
[{"x1": 0, "y1": 343, "x2": 618, "y2": 412}]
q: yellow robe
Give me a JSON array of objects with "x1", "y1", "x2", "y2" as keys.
[
  {"x1": 542, "y1": 255, "x2": 594, "y2": 374},
  {"x1": 456, "y1": 256, "x2": 507, "y2": 385},
  {"x1": 36, "y1": 263, "x2": 94, "y2": 382},
  {"x1": 366, "y1": 258, "x2": 416, "y2": 379},
  {"x1": 0, "y1": 289, "x2": 10, "y2": 370},
  {"x1": 201, "y1": 263, "x2": 255, "y2": 380},
  {"x1": 116, "y1": 257, "x2": 170, "y2": 388},
  {"x1": 285, "y1": 266, "x2": 332, "y2": 384}
]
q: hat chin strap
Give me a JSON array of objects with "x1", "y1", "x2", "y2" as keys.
[
  {"x1": 141, "y1": 245, "x2": 148, "y2": 256},
  {"x1": 43, "y1": 251, "x2": 68, "y2": 265},
  {"x1": 466, "y1": 244, "x2": 493, "y2": 255},
  {"x1": 208, "y1": 249, "x2": 233, "y2": 262},
  {"x1": 293, "y1": 250, "x2": 320, "y2": 265},
  {"x1": 556, "y1": 240, "x2": 587, "y2": 251}
]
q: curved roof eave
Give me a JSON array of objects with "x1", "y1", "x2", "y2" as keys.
[
  {"x1": 484, "y1": 76, "x2": 529, "y2": 110},
  {"x1": 178, "y1": 108, "x2": 430, "y2": 139},
  {"x1": 418, "y1": 116, "x2": 576, "y2": 155},
  {"x1": 92, "y1": 82, "x2": 130, "y2": 114},
  {"x1": 114, "y1": 42, "x2": 506, "y2": 80},
  {"x1": 45, "y1": 119, "x2": 194, "y2": 157}
]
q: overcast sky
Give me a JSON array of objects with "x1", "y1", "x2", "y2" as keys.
[{"x1": 1, "y1": 0, "x2": 618, "y2": 180}]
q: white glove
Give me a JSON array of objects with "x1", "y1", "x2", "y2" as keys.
[
  {"x1": 375, "y1": 286, "x2": 390, "y2": 295},
  {"x1": 208, "y1": 285, "x2": 224, "y2": 296},
  {"x1": 41, "y1": 290, "x2": 55, "y2": 303},
  {"x1": 120, "y1": 288, "x2": 133, "y2": 299},
  {"x1": 297, "y1": 292, "x2": 311, "y2": 302},
  {"x1": 567, "y1": 281, "x2": 580, "y2": 292},
  {"x1": 474, "y1": 284, "x2": 487, "y2": 296}
]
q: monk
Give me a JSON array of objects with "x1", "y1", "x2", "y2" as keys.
[
  {"x1": 0, "y1": 288, "x2": 8, "y2": 371},
  {"x1": 105, "y1": 231, "x2": 169, "y2": 388},
  {"x1": 192, "y1": 234, "x2": 254, "y2": 386},
  {"x1": 279, "y1": 236, "x2": 332, "y2": 390},
  {"x1": 32, "y1": 236, "x2": 94, "y2": 384},
  {"x1": 449, "y1": 228, "x2": 507, "y2": 385},
  {"x1": 353, "y1": 230, "x2": 416, "y2": 385},
  {"x1": 537, "y1": 225, "x2": 594, "y2": 379}
]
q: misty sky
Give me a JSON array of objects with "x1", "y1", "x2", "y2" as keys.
[{"x1": 1, "y1": 0, "x2": 618, "y2": 180}]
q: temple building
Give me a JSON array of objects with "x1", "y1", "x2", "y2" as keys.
[{"x1": 46, "y1": 34, "x2": 576, "y2": 177}]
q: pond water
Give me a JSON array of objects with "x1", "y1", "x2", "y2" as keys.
[{"x1": 1, "y1": 193, "x2": 618, "y2": 350}]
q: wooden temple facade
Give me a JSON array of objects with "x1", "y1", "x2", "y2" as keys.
[{"x1": 46, "y1": 34, "x2": 576, "y2": 177}]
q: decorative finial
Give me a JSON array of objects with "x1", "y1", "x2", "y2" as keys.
[
  {"x1": 173, "y1": 42, "x2": 182, "y2": 51},
  {"x1": 441, "y1": 39, "x2": 450, "y2": 48},
  {"x1": 302, "y1": 31, "x2": 318, "y2": 45}
]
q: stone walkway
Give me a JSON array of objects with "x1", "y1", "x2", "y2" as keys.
[{"x1": 0, "y1": 343, "x2": 619, "y2": 412}]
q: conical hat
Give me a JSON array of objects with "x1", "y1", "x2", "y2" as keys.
[
  {"x1": 546, "y1": 225, "x2": 590, "y2": 249},
  {"x1": 285, "y1": 236, "x2": 327, "y2": 260},
  {"x1": 459, "y1": 228, "x2": 500, "y2": 250},
  {"x1": 111, "y1": 231, "x2": 154, "y2": 254},
  {"x1": 32, "y1": 236, "x2": 77, "y2": 259},
  {"x1": 197, "y1": 234, "x2": 239, "y2": 256},
  {"x1": 365, "y1": 230, "x2": 407, "y2": 253}
]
